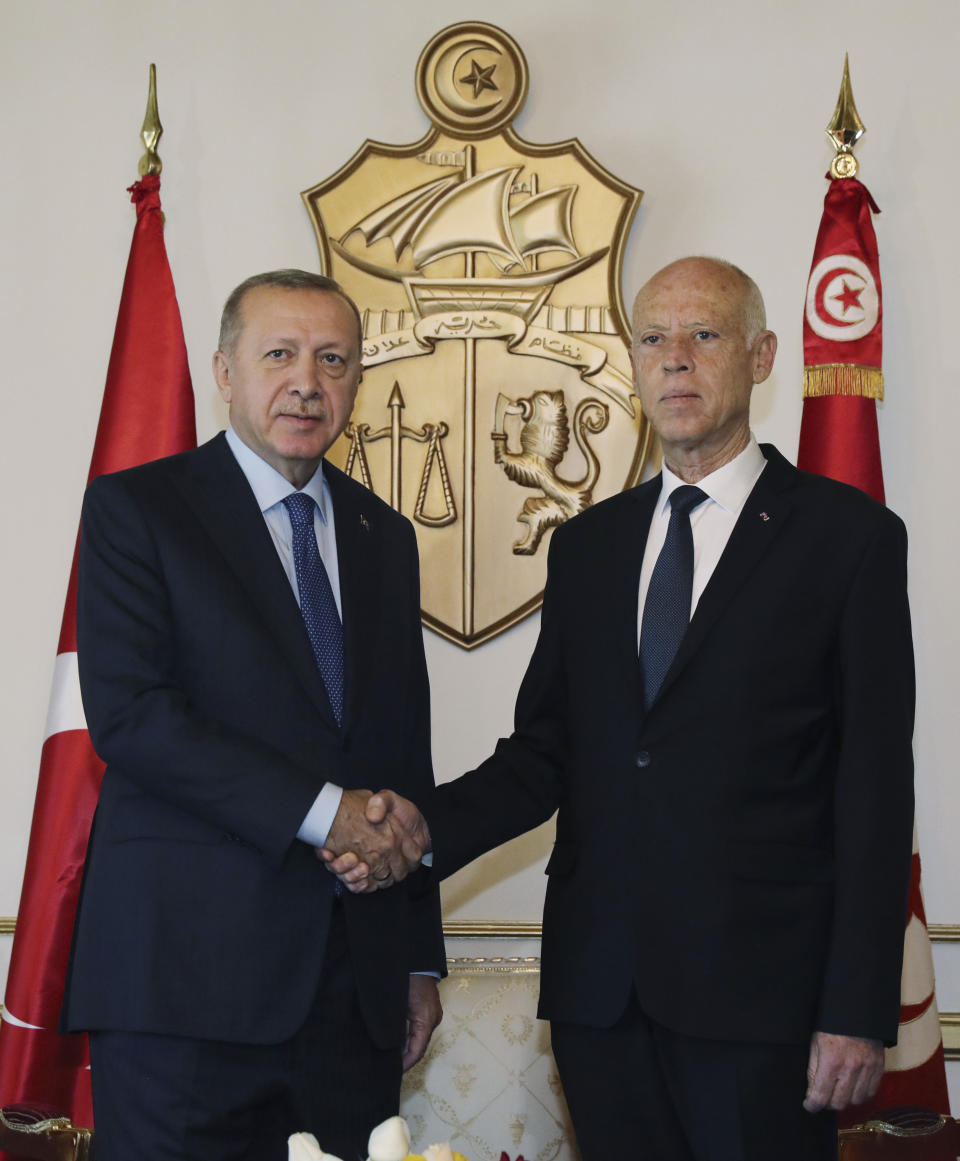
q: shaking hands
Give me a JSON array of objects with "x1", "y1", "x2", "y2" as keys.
[{"x1": 319, "y1": 789, "x2": 432, "y2": 893}]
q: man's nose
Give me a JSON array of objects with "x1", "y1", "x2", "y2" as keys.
[
  {"x1": 288, "y1": 357, "x2": 322, "y2": 395},
  {"x1": 662, "y1": 338, "x2": 691, "y2": 373}
]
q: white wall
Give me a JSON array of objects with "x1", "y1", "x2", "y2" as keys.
[{"x1": 3, "y1": 0, "x2": 959, "y2": 1105}]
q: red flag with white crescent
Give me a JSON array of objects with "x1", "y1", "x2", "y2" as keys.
[
  {"x1": 798, "y1": 175, "x2": 950, "y2": 1124},
  {"x1": 798, "y1": 176, "x2": 886, "y2": 500},
  {"x1": 0, "y1": 174, "x2": 196, "y2": 1140},
  {"x1": 803, "y1": 177, "x2": 883, "y2": 378}
]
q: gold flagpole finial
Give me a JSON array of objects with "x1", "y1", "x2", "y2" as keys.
[
  {"x1": 826, "y1": 54, "x2": 865, "y2": 179},
  {"x1": 138, "y1": 63, "x2": 163, "y2": 177}
]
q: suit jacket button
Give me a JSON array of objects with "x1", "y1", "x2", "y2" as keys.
[{"x1": 635, "y1": 750, "x2": 651, "y2": 768}]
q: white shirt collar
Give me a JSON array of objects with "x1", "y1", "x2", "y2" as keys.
[
  {"x1": 224, "y1": 426, "x2": 330, "y2": 522},
  {"x1": 658, "y1": 434, "x2": 766, "y2": 516}
]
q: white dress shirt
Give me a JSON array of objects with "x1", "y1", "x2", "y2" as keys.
[
  {"x1": 225, "y1": 427, "x2": 343, "y2": 846},
  {"x1": 637, "y1": 436, "x2": 767, "y2": 647}
]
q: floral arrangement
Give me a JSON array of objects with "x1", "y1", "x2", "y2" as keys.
[{"x1": 288, "y1": 1115, "x2": 470, "y2": 1161}]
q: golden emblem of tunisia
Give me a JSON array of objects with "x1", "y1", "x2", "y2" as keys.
[{"x1": 303, "y1": 21, "x2": 649, "y2": 647}]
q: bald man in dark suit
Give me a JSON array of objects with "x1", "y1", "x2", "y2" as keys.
[{"x1": 330, "y1": 258, "x2": 914, "y2": 1161}]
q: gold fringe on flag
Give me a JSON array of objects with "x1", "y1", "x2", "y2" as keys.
[{"x1": 803, "y1": 363, "x2": 884, "y2": 400}]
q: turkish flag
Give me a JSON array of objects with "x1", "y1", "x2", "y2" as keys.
[{"x1": 0, "y1": 174, "x2": 196, "y2": 1143}]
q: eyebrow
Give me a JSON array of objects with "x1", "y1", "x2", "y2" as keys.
[
  {"x1": 259, "y1": 335, "x2": 351, "y2": 350},
  {"x1": 634, "y1": 320, "x2": 719, "y2": 331}
]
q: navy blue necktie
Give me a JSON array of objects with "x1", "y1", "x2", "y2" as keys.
[
  {"x1": 639, "y1": 484, "x2": 707, "y2": 710},
  {"x1": 283, "y1": 492, "x2": 344, "y2": 724}
]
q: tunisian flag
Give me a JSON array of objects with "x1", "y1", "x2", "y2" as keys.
[
  {"x1": 0, "y1": 174, "x2": 196, "y2": 1135},
  {"x1": 799, "y1": 175, "x2": 950, "y2": 1120}
]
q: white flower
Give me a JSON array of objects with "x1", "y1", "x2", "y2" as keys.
[
  {"x1": 367, "y1": 1115, "x2": 412, "y2": 1161},
  {"x1": 287, "y1": 1133, "x2": 344, "y2": 1161},
  {"x1": 423, "y1": 1145, "x2": 455, "y2": 1161}
]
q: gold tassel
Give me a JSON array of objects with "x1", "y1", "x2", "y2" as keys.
[{"x1": 803, "y1": 363, "x2": 884, "y2": 401}]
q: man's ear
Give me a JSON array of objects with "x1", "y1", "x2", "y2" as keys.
[
  {"x1": 212, "y1": 350, "x2": 231, "y2": 403},
  {"x1": 752, "y1": 331, "x2": 778, "y2": 384}
]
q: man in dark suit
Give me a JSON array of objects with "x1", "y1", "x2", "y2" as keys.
[
  {"x1": 62, "y1": 270, "x2": 442, "y2": 1161},
  {"x1": 331, "y1": 258, "x2": 915, "y2": 1161}
]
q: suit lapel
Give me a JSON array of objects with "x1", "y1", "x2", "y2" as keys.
[
  {"x1": 616, "y1": 481, "x2": 659, "y2": 693},
  {"x1": 655, "y1": 446, "x2": 798, "y2": 704},
  {"x1": 326, "y1": 464, "x2": 382, "y2": 730},
  {"x1": 173, "y1": 434, "x2": 337, "y2": 724}
]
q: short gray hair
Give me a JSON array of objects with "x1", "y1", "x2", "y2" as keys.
[{"x1": 218, "y1": 269, "x2": 364, "y2": 354}]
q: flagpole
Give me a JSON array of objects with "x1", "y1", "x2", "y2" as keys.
[
  {"x1": 0, "y1": 65, "x2": 195, "y2": 1147},
  {"x1": 797, "y1": 56, "x2": 951, "y2": 1125},
  {"x1": 797, "y1": 56, "x2": 884, "y2": 496},
  {"x1": 139, "y1": 63, "x2": 163, "y2": 177},
  {"x1": 825, "y1": 54, "x2": 864, "y2": 181}
]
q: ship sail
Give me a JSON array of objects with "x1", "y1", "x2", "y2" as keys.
[
  {"x1": 409, "y1": 167, "x2": 525, "y2": 270},
  {"x1": 338, "y1": 166, "x2": 583, "y2": 277},
  {"x1": 509, "y1": 185, "x2": 578, "y2": 261},
  {"x1": 341, "y1": 175, "x2": 460, "y2": 259}
]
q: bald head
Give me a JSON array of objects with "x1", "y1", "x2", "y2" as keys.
[
  {"x1": 633, "y1": 257, "x2": 767, "y2": 347},
  {"x1": 629, "y1": 256, "x2": 777, "y2": 481}
]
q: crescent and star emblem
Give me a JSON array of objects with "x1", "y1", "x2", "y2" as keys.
[
  {"x1": 460, "y1": 59, "x2": 498, "y2": 98},
  {"x1": 415, "y1": 25, "x2": 526, "y2": 139},
  {"x1": 434, "y1": 39, "x2": 502, "y2": 118},
  {"x1": 805, "y1": 253, "x2": 879, "y2": 342}
]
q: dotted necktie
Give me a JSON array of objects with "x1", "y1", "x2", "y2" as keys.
[
  {"x1": 283, "y1": 492, "x2": 344, "y2": 724},
  {"x1": 639, "y1": 485, "x2": 708, "y2": 711}
]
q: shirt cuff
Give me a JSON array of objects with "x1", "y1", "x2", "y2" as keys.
[{"x1": 297, "y1": 783, "x2": 343, "y2": 847}]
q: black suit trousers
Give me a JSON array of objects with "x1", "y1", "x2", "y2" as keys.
[
  {"x1": 88, "y1": 905, "x2": 402, "y2": 1161},
  {"x1": 550, "y1": 994, "x2": 837, "y2": 1161}
]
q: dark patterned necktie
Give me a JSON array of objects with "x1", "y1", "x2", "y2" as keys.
[
  {"x1": 283, "y1": 492, "x2": 344, "y2": 724},
  {"x1": 639, "y1": 484, "x2": 708, "y2": 710}
]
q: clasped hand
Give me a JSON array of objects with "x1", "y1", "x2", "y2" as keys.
[{"x1": 319, "y1": 789, "x2": 431, "y2": 892}]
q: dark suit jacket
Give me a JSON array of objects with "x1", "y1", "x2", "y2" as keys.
[
  {"x1": 62, "y1": 432, "x2": 443, "y2": 1047},
  {"x1": 426, "y1": 445, "x2": 914, "y2": 1047}
]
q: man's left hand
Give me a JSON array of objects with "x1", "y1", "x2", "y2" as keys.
[
  {"x1": 403, "y1": 975, "x2": 442, "y2": 1071},
  {"x1": 320, "y1": 790, "x2": 431, "y2": 893},
  {"x1": 804, "y1": 1031, "x2": 885, "y2": 1112}
]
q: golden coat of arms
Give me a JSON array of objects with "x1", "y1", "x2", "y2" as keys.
[{"x1": 303, "y1": 22, "x2": 650, "y2": 647}]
